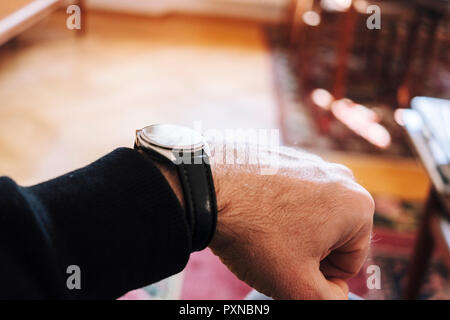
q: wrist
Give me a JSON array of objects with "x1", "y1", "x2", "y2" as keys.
[
  {"x1": 138, "y1": 149, "x2": 228, "y2": 251},
  {"x1": 139, "y1": 146, "x2": 232, "y2": 253},
  {"x1": 152, "y1": 157, "x2": 228, "y2": 221},
  {"x1": 134, "y1": 124, "x2": 218, "y2": 252},
  {"x1": 138, "y1": 150, "x2": 185, "y2": 208},
  {"x1": 208, "y1": 162, "x2": 236, "y2": 252}
]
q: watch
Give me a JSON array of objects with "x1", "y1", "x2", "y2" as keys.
[{"x1": 134, "y1": 124, "x2": 217, "y2": 252}]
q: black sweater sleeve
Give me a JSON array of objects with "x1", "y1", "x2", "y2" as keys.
[{"x1": 0, "y1": 147, "x2": 192, "y2": 299}]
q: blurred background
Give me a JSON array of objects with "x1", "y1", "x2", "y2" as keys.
[{"x1": 0, "y1": 0, "x2": 449, "y2": 299}]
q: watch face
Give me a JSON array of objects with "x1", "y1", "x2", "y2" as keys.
[{"x1": 139, "y1": 124, "x2": 204, "y2": 151}]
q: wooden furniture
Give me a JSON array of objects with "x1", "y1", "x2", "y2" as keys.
[
  {"x1": 402, "y1": 107, "x2": 450, "y2": 299},
  {"x1": 286, "y1": 0, "x2": 449, "y2": 106},
  {"x1": 0, "y1": 0, "x2": 85, "y2": 46},
  {"x1": 397, "y1": 0, "x2": 450, "y2": 108}
]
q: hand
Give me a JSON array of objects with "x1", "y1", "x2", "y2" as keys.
[{"x1": 209, "y1": 143, "x2": 374, "y2": 300}]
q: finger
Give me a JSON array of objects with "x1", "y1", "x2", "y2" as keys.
[
  {"x1": 326, "y1": 277, "x2": 349, "y2": 299},
  {"x1": 320, "y1": 225, "x2": 372, "y2": 279},
  {"x1": 269, "y1": 261, "x2": 349, "y2": 300},
  {"x1": 309, "y1": 269, "x2": 349, "y2": 300}
]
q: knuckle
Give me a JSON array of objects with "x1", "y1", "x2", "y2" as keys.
[
  {"x1": 326, "y1": 162, "x2": 355, "y2": 180},
  {"x1": 336, "y1": 164, "x2": 355, "y2": 179},
  {"x1": 358, "y1": 188, "x2": 375, "y2": 215},
  {"x1": 333, "y1": 180, "x2": 375, "y2": 220},
  {"x1": 352, "y1": 187, "x2": 375, "y2": 223}
]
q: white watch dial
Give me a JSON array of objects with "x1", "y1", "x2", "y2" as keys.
[{"x1": 139, "y1": 124, "x2": 204, "y2": 151}]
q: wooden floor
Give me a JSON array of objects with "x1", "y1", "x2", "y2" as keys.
[
  {"x1": 0, "y1": 10, "x2": 429, "y2": 200},
  {"x1": 0, "y1": 11, "x2": 277, "y2": 185}
]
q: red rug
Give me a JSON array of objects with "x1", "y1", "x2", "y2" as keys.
[{"x1": 181, "y1": 249, "x2": 251, "y2": 300}]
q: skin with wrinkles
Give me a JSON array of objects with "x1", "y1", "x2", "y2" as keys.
[{"x1": 154, "y1": 144, "x2": 374, "y2": 300}]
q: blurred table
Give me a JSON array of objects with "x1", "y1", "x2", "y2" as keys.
[{"x1": 402, "y1": 108, "x2": 450, "y2": 299}]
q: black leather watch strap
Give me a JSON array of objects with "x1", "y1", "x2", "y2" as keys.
[
  {"x1": 175, "y1": 150, "x2": 217, "y2": 252},
  {"x1": 135, "y1": 143, "x2": 217, "y2": 252}
]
